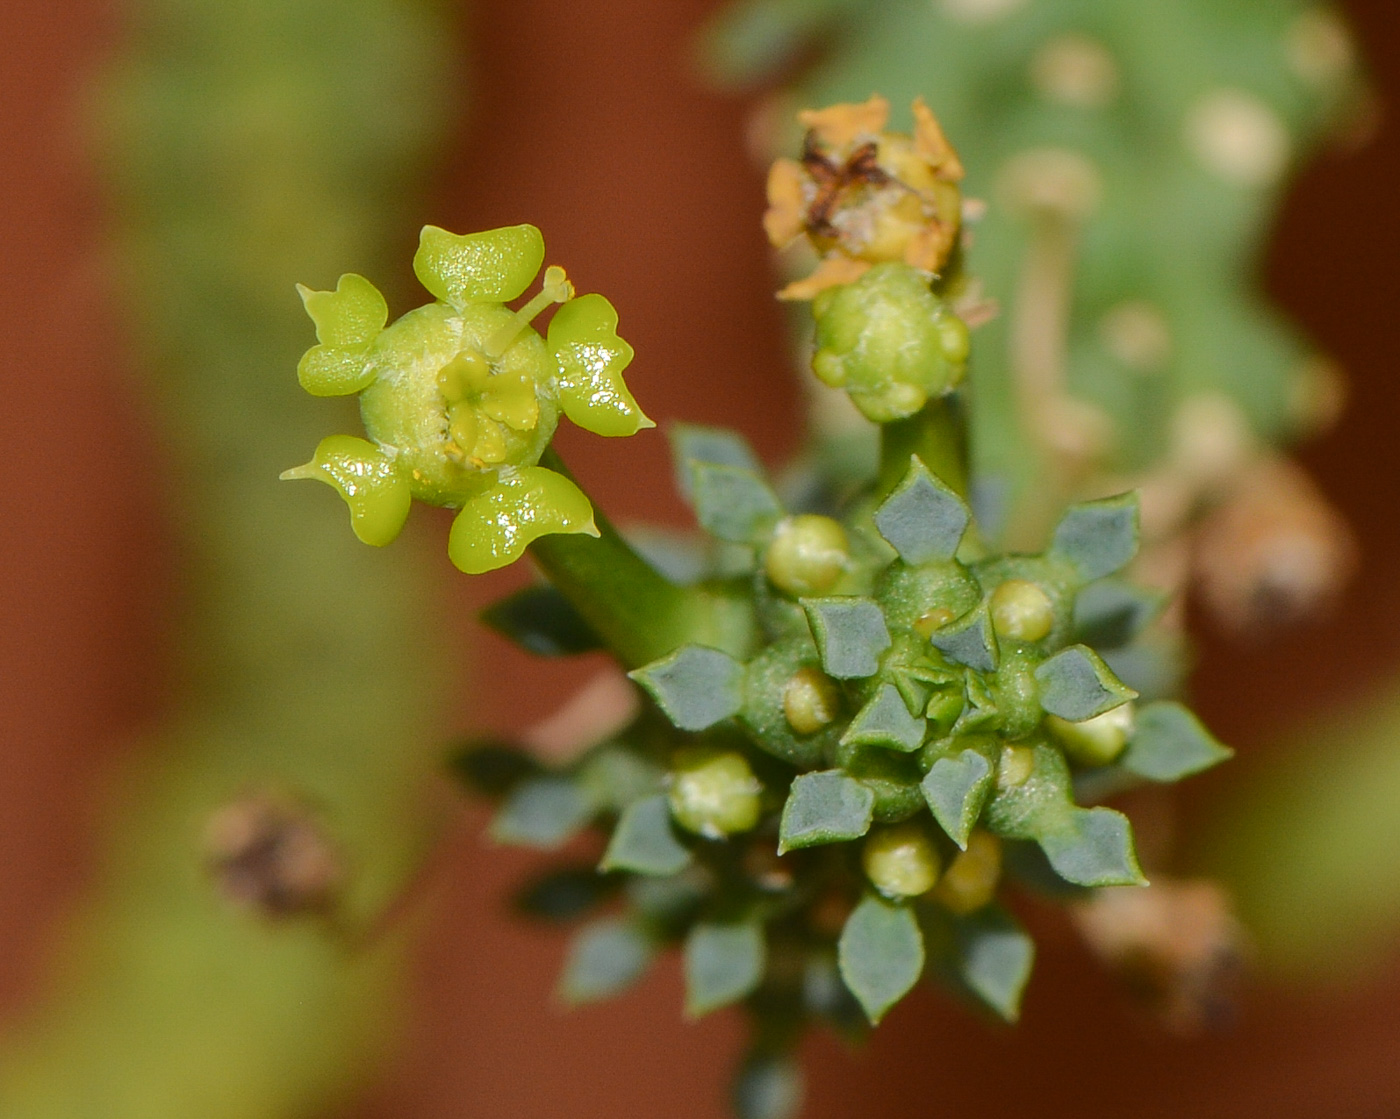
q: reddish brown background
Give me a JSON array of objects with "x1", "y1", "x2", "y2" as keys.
[{"x1": 3, "y1": 1, "x2": 1400, "y2": 1116}]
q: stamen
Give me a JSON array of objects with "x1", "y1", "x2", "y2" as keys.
[{"x1": 483, "y1": 265, "x2": 574, "y2": 360}]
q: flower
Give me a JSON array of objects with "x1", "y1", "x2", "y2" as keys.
[
  {"x1": 763, "y1": 95, "x2": 965, "y2": 300},
  {"x1": 283, "y1": 224, "x2": 651, "y2": 573}
]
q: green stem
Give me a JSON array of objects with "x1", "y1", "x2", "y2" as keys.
[
  {"x1": 877, "y1": 393, "x2": 969, "y2": 500},
  {"x1": 531, "y1": 450, "x2": 753, "y2": 667}
]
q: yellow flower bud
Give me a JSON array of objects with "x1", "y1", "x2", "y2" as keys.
[
  {"x1": 668, "y1": 750, "x2": 762, "y2": 838},
  {"x1": 782, "y1": 668, "x2": 842, "y2": 735},
  {"x1": 989, "y1": 579, "x2": 1055, "y2": 642},
  {"x1": 862, "y1": 822, "x2": 941, "y2": 898},
  {"x1": 1048, "y1": 702, "x2": 1135, "y2": 766},
  {"x1": 933, "y1": 831, "x2": 1002, "y2": 915},
  {"x1": 764, "y1": 515, "x2": 850, "y2": 596}
]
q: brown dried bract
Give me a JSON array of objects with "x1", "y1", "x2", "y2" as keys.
[{"x1": 204, "y1": 790, "x2": 346, "y2": 919}]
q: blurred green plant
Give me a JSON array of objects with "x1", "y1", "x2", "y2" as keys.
[{"x1": 0, "y1": 1, "x2": 455, "y2": 1115}]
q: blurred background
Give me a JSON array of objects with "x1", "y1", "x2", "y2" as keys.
[{"x1": 2, "y1": 0, "x2": 1399, "y2": 1116}]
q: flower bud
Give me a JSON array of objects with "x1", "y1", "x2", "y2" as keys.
[
  {"x1": 668, "y1": 750, "x2": 762, "y2": 838},
  {"x1": 989, "y1": 579, "x2": 1055, "y2": 642},
  {"x1": 782, "y1": 668, "x2": 842, "y2": 735},
  {"x1": 862, "y1": 822, "x2": 941, "y2": 898},
  {"x1": 765, "y1": 515, "x2": 850, "y2": 596},
  {"x1": 1048, "y1": 702, "x2": 1135, "y2": 766},
  {"x1": 933, "y1": 831, "x2": 1002, "y2": 915}
]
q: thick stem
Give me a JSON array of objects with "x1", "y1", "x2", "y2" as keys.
[
  {"x1": 877, "y1": 393, "x2": 970, "y2": 500},
  {"x1": 530, "y1": 449, "x2": 753, "y2": 667}
]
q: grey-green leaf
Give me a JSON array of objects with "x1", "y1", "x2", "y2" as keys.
[
  {"x1": 601, "y1": 794, "x2": 693, "y2": 876},
  {"x1": 559, "y1": 918, "x2": 654, "y2": 1005},
  {"x1": 843, "y1": 683, "x2": 927, "y2": 753},
  {"x1": 630, "y1": 645, "x2": 744, "y2": 731},
  {"x1": 733, "y1": 1053, "x2": 804, "y2": 1119},
  {"x1": 873, "y1": 455, "x2": 970, "y2": 564},
  {"x1": 670, "y1": 423, "x2": 762, "y2": 500},
  {"x1": 802, "y1": 597, "x2": 892, "y2": 679},
  {"x1": 490, "y1": 777, "x2": 593, "y2": 849},
  {"x1": 929, "y1": 605, "x2": 998, "y2": 673},
  {"x1": 479, "y1": 584, "x2": 602, "y2": 656},
  {"x1": 1049, "y1": 493, "x2": 1140, "y2": 582},
  {"x1": 922, "y1": 748, "x2": 993, "y2": 848},
  {"x1": 952, "y1": 906, "x2": 1035, "y2": 1022},
  {"x1": 838, "y1": 894, "x2": 925, "y2": 1023},
  {"x1": 1121, "y1": 701, "x2": 1232, "y2": 781},
  {"x1": 778, "y1": 771, "x2": 875, "y2": 853},
  {"x1": 691, "y1": 461, "x2": 784, "y2": 543},
  {"x1": 684, "y1": 921, "x2": 767, "y2": 1016},
  {"x1": 1035, "y1": 645, "x2": 1137, "y2": 721},
  {"x1": 1072, "y1": 578, "x2": 1165, "y2": 649},
  {"x1": 1039, "y1": 807, "x2": 1146, "y2": 887}
]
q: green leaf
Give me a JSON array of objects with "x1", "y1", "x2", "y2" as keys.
[
  {"x1": 1039, "y1": 807, "x2": 1146, "y2": 887},
  {"x1": 952, "y1": 674, "x2": 999, "y2": 734},
  {"x1": 843, "y1": 683, "x2": 927, "y2": 753},
  {"x1": 983, "y1": 742, "x2": 1075, "y2": 841},
  {"x1": 413, "y1": 223, "x2": 545, "y2": 307},
  {"x1": 601, "y1": 794, "x2": 693, "y2": 875},
  {"x1": 1035, "y1": 645, "x2": 1137, "y2": 722},
  {"x1": 577, "y1": 746, "x2": 665, "y2": 812},
  {"x1": 1121, "y1": 701, "x2": 1233, "y2": 781},
  {"x1": 778, "y1": 771, "x2": 875, "y2": 853},
  {"x1": 629, "y1": 645, "x2": 744, "y2": 731},
  {"x1": 691, "y1": 462, "x2": 783, "y2": 543},
  {"x1": 732, "y1": 1053, "x2": 804, "y2": 1119},
  {"x1": 1072, "y1": 579, "x2": 1166, "y2": 649},
  {"x1": 514, "y1": 865, "x2": 617, "y2": 923},
  {"x1": 490, "y1": 777, "x2": 592, "y2": 849},
  {"x1": 559, "y1": 918, "x2": 654, "y2": 1005},
  {"x1": 922, "y1": 748, "x2": 993, "y2": 848},
  {"x1": 1049, "y1": 493, "x2": 1140, "y2": 582},
  {"x1": 447, "y1": 738, "x2": 541, "y2": 797},
  {"x1": 480, "y1": 584, "x2": 602, "y2": 656},
  {"x1": 670, "y1": 424, "x2": 762, "y2": 501},
  {"x1": 802, "y1": 597, "x2": 892, "y2": 679},
  {"x1": 684, "y1": 921, "x2": 767, "y2": 1016},
  {"x1": 838, "y1": 894, "x2": 925, "y2": 1023},
  {"x1": 929, "y1": 605, "x2": 998, "y2": 673},
  {"x1": 955, "y1": 906, "x2": 1036, "y2": 1022},
  {"x1": 872, "y1": 456, "x2": 971, "y2": 564}
]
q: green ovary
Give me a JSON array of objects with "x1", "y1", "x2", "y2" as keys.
[
  {"x1": 810, "y1": 262, "x2": 968, "y2": 422},
  {"x1": 358, "y1": 301, "x2": 559, "y2": 507}
]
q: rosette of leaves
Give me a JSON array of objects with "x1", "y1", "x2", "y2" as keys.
[{"x1": 456, "y1": 426, "x2": 1229, "y2": 1119}]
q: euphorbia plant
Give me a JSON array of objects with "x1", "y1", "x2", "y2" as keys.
[{"x1": 286, "y1": 98, "x2": 1231, "y2": 1119}]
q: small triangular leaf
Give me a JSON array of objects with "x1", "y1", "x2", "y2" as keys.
[
  {"x1": 873, "y1": 456, "x2": 971, "y2": 564},
  {"x1": 953, "y1": 674, "x2": 999, "y2": 734},
  {"x1": 1038, "y1": 807, "x2": 1146, "y2": 887},
  {"x1": 490, "y1": 777, "x2": 593, "y2": 849},
  {"x1": 1034, "y1": 645, "x2": 1137, "y2": 721},
  {"x1": 947, "y1": 905, "x2": 1035, "y2": 1022},
  {"x1": 480, "y1": 584, "x2": 602, "y2": 656},
  {"x1": 1072, "y1": 579, "x2": 1166, "y2": 649},
  {"x1": 838, "y1": 894, "x2": 925, "y2": 1023},
  {"x1": 691, "y1": 462, "x2": 784, "y2": 543},
  {"x1": 778, "y1": 771, "x2": 875, "y2": 853},
  {"x1": 601, "y1": 794, "x2": 693, "y2": 875},
  {"x1": 684, "y1": 921, "x2": 767, "y2": 1016},
  {"x1": 930, "y1": 605, "x2": 998, "y2": 673},
  {"x1": 922, "y1": 748, "x2": 993, "y2": 849},
  {"x1": 1121, "y1": 701, "x2": 1232, "y2": 781},
  {"x1": 670, "y1": 424, "x2": 763, "y2": 501},
  {"x1": 843, "y1": 684, "x2": 927, "y2": 753},
  {"x1": 514, "y1": 865, "x2": 617, "y2": 923},
  {"x1": 448, "y1": 738, "x2": 541, "y2": 797},
  {"x1": 630, "y1": 645, "x2": 744, "y2": 731},
  {"x1": 559, "y1": 918, "x2": 654, "y2": 1005},
  {"x1": 802, "y1": 598, "x2": 892, "y2": 679},
  {"x1": 1050, "y1": 493, "x2": 1140, "y2": 582}
]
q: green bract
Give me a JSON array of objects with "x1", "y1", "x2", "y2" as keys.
[
  {"x1": 283, "y1": 224, "x2": 652, "y2": 573},
  {"x1": 811, "y1": 262, "x2": 969, "y2": 422}
]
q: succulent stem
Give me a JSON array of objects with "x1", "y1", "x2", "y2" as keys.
[
  {"x1": 528, "y1": 449, "x2": 754, "y2": 667},
  {"x1": 876, "y1": 393, "x2": 969, "y2": 500}
]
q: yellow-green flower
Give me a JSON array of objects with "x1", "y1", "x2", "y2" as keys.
[{"x1": 283, "y1": 224, "x2": 652, "y2": 573}]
